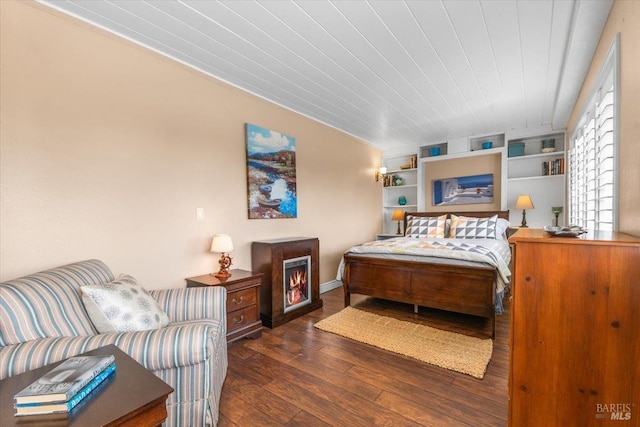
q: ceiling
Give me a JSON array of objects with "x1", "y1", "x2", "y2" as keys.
[{"x1": 38, "y1": 0, "x2": 613, "y2": 152}]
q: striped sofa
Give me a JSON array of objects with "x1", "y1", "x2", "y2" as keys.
[{"x1": 0, "y1": 259, "x2": 227, "y2": 427}]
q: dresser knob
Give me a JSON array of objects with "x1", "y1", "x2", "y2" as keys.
[
  {"x1": 232, "y1": 296, "x2": 244, "y2": 304},
  {"x1": 232, "y1": 315, "x2": 245, "y2": 324}
]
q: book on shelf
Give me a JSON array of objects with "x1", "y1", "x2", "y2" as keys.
[
  {"x1": 542, "y1": 158, "x2": 565, "y2": 176},
  {"x1": 14, "y1": 354, "x2": 115, "y2": 405},
  {"x1": 14, "y1": 363, "x2": 116, "y2": 416}
]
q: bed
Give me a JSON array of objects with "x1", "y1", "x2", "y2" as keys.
[{"x1": 340, "y1": 210, "x2": 511, "y2": 338}]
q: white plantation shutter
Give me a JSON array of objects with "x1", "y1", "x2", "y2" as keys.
[{"x1": 569, "y1": 35, "x2": 618, "y2": 231}]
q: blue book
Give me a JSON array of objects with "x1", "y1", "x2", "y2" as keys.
[
  {"x1": 14, "y1": 363, "x2": 116, "y2": 416},
  {"x1": 14, "y1": 354, "x2": 115, "y2": 405}
]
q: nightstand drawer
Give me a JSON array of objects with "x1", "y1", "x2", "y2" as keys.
[
  {"x1": 227, "y1": 286, "x2": 257, "y2": 311},
  {"x1": 185, "y1": 269, "x2": 263, "y2": 342},
  {"x1": 227, "y1": 305, "x2": 259, "y2": 331}
]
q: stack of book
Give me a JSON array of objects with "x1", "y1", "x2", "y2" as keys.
[
  {"x1": 542, "y1": 158, "x2": 565, "y2": 176},
  {"x1": 13, "y1": 354, "x2": 116, "y2": 416}
]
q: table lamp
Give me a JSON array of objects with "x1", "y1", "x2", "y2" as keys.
[
  {"x1": 210, "y1": 234, "x2": 233, "y2": 279},
  {"x1": 515, "y1": 195, "x2": 534, "y2": 228},
  {"x1": 392, "y1": 209, "x2": 404, "y2": 235}
]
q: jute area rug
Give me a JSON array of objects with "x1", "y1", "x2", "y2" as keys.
[{"x1": 314, "y1": 306, "x2": 493, "y2": 379}]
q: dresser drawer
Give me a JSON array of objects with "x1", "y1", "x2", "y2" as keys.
[
  {"x1": 226, "y1": 286, "x2": 257, "y2": 311},
  {"x1": 227, "y1": 304, "x2": 259, "y2": 331}
]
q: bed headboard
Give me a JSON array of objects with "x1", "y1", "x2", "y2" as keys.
[{"x1": 403, "y1": 210, "x2": 509, "y2": 235}]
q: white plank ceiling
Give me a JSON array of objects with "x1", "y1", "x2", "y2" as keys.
[{"x1": 38, "y1": 0, "x2": 613, "y2": 152}]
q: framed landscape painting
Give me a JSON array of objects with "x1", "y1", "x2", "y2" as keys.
[
  {"x1": 245, "y1": 123, "x2": 297, "y2": 219},
  {"x1": 432, "y1": 173, "x2": 494, "y2": 206}
]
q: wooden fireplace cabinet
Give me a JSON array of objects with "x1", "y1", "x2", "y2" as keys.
[{"x1": 252, "y1": 237, "x2": 323, "y2": 328}]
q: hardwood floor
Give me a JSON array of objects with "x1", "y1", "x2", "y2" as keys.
[{"x1": 219, "y1": 287, "x2": 509, "y2": 427}]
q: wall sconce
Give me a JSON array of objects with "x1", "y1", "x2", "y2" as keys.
[
  {"x1": 392, "y1": 209, "x2": 404, "y2": 235},
  {"x1": 210, "y1": 234, "x2": 233, "y2": 280},
  {"x1": 515, "y1": 195, "x2": 535, "y2": 228},
  {"x1": 375, "y1": 166, "x2": 387, "y2": 182}
]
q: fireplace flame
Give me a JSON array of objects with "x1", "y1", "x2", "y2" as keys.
[
  {"x1": 289, "y1": 269, "x2": 306, "y2": 290},
  {"x1": 287, "y1": 269, "x2": 307, "y2": 306}
]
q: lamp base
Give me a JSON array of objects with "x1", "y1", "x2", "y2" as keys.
[
  {"x1": 212, "y1": 253, "x2": 233, "y2": 281},
  {"x1": 396, "y1": 221, "x2": 402, "y2": 235},
  {"x1": 520, "y1": 210, "x2": 529, "y2": 228},
  {"x1": 214, "y1": 271, "x2": 231, "y2": 281}
]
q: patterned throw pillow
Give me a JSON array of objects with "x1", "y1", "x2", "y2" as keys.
[
  {"x1": 405, "y1": 214, "x2": 447, "y2": 238},
  {"x1": 449, "y1": 214, "x2": 498, "y2": 239},
  {"x1": 81, "y1": 274, "x2": 169, "y2": 333}
]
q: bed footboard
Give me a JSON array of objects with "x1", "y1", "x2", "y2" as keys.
[{"x1": 343, "y1": 254, "x2": 497, "y2": 337}]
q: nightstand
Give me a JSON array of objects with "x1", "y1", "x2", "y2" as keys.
[{"x1": 186, "y1": 269, "x2": 263, "y2": 342}]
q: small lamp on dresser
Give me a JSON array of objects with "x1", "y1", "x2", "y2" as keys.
[
  {"x1": 515, "y1": 195, "x2": 534, "y2": 228},
  {"x1": 392, "y1": 209, "x2": 404, "y2": 235},
  {"x1": 210, "y1": 234, "x2": 233, "y2": 279}
]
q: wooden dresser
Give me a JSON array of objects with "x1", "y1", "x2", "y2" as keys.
[
  {"x1": 186, "y1": 269, "x2": 263, "y2": 342},
  {"x1": 508, "y1": 229, "x2": 640, "y2": 426}
]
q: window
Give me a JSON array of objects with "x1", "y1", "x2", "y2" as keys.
[{"x1": 569, "y1": 35, "x2": 619, "y2": 231}]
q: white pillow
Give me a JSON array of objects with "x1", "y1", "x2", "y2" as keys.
[
  {"x1": 81, "y1": 274, "x2": 169, "y2": 333},
  {"x1": 495, "y1": 218, "x2": 510, "y2": 240}
]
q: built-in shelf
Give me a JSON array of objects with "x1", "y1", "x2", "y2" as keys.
[
  {"x1": 508, "y1": 174, "x2": 564, "y2": 182},
  {"x1": 508, "y1": 151, "x2": 564, "y2": 161},
  {"x1": 383, "y1": 204, "x2": 418, "y2": 209},
  {"x1": 381, "y1": 153, "x2": 418, "y2": 234},
  {"x1": 384, "y1": 184, "x2": 417, "y2": 189},
  {"x1": 506, "y1": 130, "x2": 566, "y2": 227},
  {"x1": 422, "y1": 146, "x2": 505, "y2": 162}
]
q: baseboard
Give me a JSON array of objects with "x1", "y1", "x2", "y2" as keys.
[{"x1": 320, "y1": 279, "x2": 342, "y2": 294}]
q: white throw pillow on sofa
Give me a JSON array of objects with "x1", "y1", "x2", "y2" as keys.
[{"x1": 81, "y1": 274, "x2": 169, "y2": 333}]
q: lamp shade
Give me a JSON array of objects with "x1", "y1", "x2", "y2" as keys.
[
  {"x1": 515, "y1": 195, "x2": 535, "y2": 210},
  {"x1": 391, "y1": 209, "x2": 404, "y2": 221},
  {"x1": 379, "y1": 166, "x2": 387, "y2": 175},
  {"x1": 210, "y1": 234, "x2": 233, "y2": 253}
]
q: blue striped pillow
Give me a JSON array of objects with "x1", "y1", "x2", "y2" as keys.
[{"x1": 0, "y1": 260, "x2": 113, "y2": 346}]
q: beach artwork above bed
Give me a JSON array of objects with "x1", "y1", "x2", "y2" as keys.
[{"x1": 432, "y1": 173, "x2": 493, "y2": 206}]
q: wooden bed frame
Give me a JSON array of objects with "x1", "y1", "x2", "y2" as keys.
[{"x1": 342, "y1": 210, "x2": 509, "y2": 338}]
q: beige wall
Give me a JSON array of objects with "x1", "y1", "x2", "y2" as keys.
[
  {"x1": 567, "y1": 0, "x2": 640, "y2": 236},
  {"x1": 423, "y1": 153, "x2": 502, "y2": 212},
  {"x1": 0, "y1": 1, "x2": 382, "y2": 286}
]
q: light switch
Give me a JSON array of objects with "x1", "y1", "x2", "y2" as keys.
[{"x1": 196, "y1": 208, "x2": 205, "y2": 220}]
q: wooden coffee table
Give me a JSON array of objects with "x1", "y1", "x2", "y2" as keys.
[{"x1": 0, "y1": 344, "x2": 173, "y2": 426}]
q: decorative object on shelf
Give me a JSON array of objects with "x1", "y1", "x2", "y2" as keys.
[
  {"x1": 398, "y1": 196, "x2": 407, "y2": 205},
  {"x1": 246, "y1": 123, "x2": 297, "y2": 219},
  {"x1": 392, "y1": 209, "x2": 404, "y2": 235},
  {"x1": 482, "y1": 141, "x2": 493, "y2": 149},
  {"x1": 543, "y1": 225, "x2": 587, "y2": 237},
  {"x1": 394, "y1": 176, "x2": 403, "y2": 186},
  {"x1": 508, "y1": 142, "x2": 525, "y2": 157},
  {"x1": 515, "y1": 195, "x2": 535, "y2": 228},
  {"x1": 429, "y1": 147, "x2": 441, "y2": 157},
  {"x1": 211, "y1": 234, "x2": 233, "y2": 279},
  {"x1": 375, "y1": 166, "x2": 387, "y2": 182},
  {"x1": 542, "y1": 138, "x2": 556, "y2": 153},
  {"x1": 552, "y1": 206, "x2": 563, "y2": 226}
]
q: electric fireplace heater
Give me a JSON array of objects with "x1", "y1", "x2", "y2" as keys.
[
  {"x1": 283, "y1": 255, "x2": 311, "y2": 313},
  {"x1": 251, "y1": 237, "x2": 323, "y2": 328}
]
